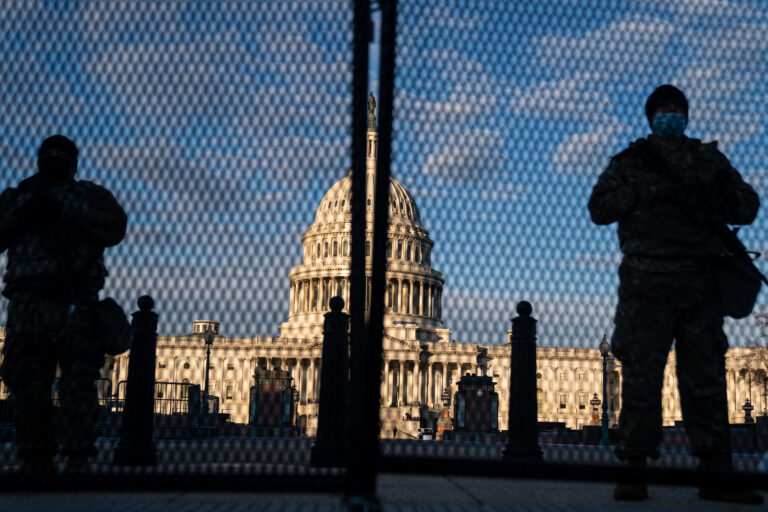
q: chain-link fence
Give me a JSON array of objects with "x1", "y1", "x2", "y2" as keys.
[{"x1": 0, "y1": 0, "x2": 766, "y2": 502}]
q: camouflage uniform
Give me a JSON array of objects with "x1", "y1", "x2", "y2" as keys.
[
  {"x1": 0, "y1": 173, "x2": 127, "y2": 463},
  {"x1": 588, "y1": 135, "x2": 760, "y2": 461}
]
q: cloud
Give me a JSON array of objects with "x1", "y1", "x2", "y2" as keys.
[
  {"x1": 509, "y1": 72, "x2": 613, "y2": 122},
  {"x1": 532, "y1": 16, "x2": 676, "y2": 79},
  {"x1": 552, "y1": 122, "x2": 627, "y2": 175},
  {"x1": 421, "y1": 129, "x2": 507, "y2": 181},
  {"x1": 637, "y1": 0, "x2": 754, "y2": 18}
]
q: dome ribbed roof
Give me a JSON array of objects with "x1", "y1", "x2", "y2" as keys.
[{"x1": 312, "y1": 172, "x2": 423, "y2": 227}]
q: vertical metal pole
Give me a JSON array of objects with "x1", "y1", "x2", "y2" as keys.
[
  {"x1": 345, "y1": 0, "x2": 373, "y2": 501},
  {"x1": 601, "y1": 354, "x2": 610, "y2": 445},
  {"x1": 346, "y1": 0, "x2": 398, "y2": 503}
]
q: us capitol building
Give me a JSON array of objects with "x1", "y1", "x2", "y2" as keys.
[{"x1": 1, "y1": 96, "x2": 764, "y2": 437}]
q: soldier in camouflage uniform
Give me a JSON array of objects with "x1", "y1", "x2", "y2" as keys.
[
  {"x1": 0, "y1": 135, "x2": 127, "y2": 473},
  {"x1": 588, "y1": 85, "x2": 762, "y2": 504}
]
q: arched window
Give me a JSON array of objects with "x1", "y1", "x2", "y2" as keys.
[
  {"x1": 324, "y1": 242, "x2": 329, "y2": 258},
  {"x1": 406, "y1": 241, "x2": 412, "y2": 261},
  {"x1": 396, "y1": 240, "x2": 403, "y2": 259},
  {"x1": 333, "y1": 240, "x2": 338, "y2": 257},
  {"x1": 412, "y1": 282, "x2": 420, "y2": 315}
]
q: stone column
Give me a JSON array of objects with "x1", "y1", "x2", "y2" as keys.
[
  {"x1": 403, "y1": 280, "x2": 410, "y2": 315},
  {"x1": 380, "y1": 361, "x2": 388, "y2": 406},
  {"x1": 401, "y1": 360, "x2": 408, "y2": 405},
  {"x1": 426, "y1": 364, "x2": 432, "y2": 406}
]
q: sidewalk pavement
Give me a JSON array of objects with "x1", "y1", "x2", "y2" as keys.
[{"x1": 0, "y1": 474, "x2": 765, "y2": 512}]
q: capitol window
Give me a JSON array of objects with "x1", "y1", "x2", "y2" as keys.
[
  {"x1": 343, "y1": 240, "x2": 348, "y2": 256},
  {"x1": 365, "y1": 241, "x2": 371, "y2": 256},
  {"x1": 397, "y1": 240, "x2": 403, "y2": 259},
  {"x1": 415, "y1": 243, "x2": 421, "y2": 263},
  {"x1": 183, "y1": 362, "x2": 191, "y2": 370},
  {"x1": 324, "y1": 242, "x2": 328, "y2": 258},
  {"x1": 559, "y1": 393, "x2": 567, "y2": 410},
  {"x1": 406, "y1": 241, "x2": 412, "y2": 260},
  {"x1": 386, "y1": 240, "x2": 392, "y2": 258},
  {"x1": 333, "y1": 240, "x2": 338, "y2": 257}
]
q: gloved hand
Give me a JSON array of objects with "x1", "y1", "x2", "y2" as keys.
[{"x1": 16, "y1": 192, "x2": 62, "y2": 231}]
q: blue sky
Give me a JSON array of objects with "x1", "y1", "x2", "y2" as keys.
[{"x1": 1, "y1": 0, "x2": 767, "y2": 348}]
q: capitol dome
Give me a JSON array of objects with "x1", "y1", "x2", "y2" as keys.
[{"x1": 279, "y1": 94, "x2": 445, "y2": 340}]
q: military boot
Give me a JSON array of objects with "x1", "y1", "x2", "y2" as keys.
[
  {"x1": 614, "y1": 457, "x2": 648, "y2": 501},
  {"x1": 697, "y1": 455, "x2": 764, "y2": 505}
]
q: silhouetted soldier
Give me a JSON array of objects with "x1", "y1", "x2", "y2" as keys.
[
  {"x1": 0, "y1": 135, "x2": 127, "y2": 474},
  {"x1": 588, "y1": 85, "x2": 762, "y2": 504}
]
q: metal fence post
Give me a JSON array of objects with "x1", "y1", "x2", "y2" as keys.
[
  {"x1": 311, "y1": 296, "x2": 350, "y2": 466},
  {"x1": 503, "y1": 301, "x2": 542, "y2": 461},
  {"x1": 113, "y1": 295, "x2": 158, "y2": 466}
]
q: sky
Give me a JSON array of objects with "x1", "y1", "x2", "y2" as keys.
[{"x1": 1, "y1": 0, "x2": 767, "y2": 348}]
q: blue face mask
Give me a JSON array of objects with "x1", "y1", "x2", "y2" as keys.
[{"x1": 651, "y1": 112, "x2": 688, "y2": 137}]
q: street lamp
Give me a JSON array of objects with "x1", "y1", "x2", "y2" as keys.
[
  {"x1": 598, "y1": 334, "x2": 611, "y2": 445},
  {"x1": 202, "y1": 325, "x2": 215, "y2": 411},
  {"x1": 590, "y1": 393, "x2": 601, "y2": 426}
]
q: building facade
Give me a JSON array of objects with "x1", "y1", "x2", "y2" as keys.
[{"x1": 1, "y1": 98, "x2": 766, "y2": 437}]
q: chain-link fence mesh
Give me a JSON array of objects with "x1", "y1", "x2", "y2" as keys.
[{"x1": 0, "y1": 0, "x2": 766, "y2": 498}]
